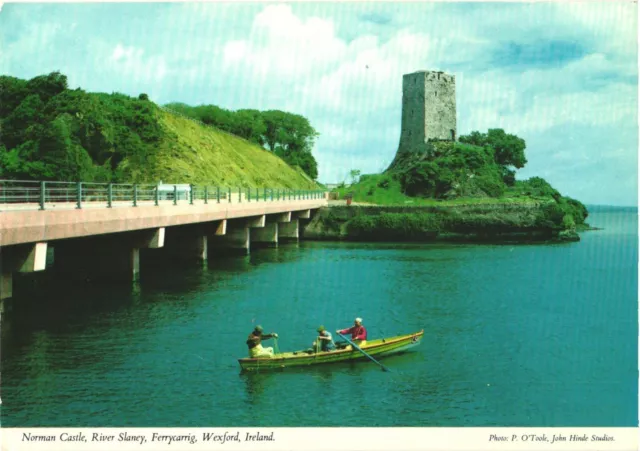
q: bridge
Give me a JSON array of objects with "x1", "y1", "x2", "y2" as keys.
[{"x1": 0, "y1": 180, "x2": 327, "y2": 300}]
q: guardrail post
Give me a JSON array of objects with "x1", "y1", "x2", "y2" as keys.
[
  {"x1": 173, "y1": 185, "x2": 178, "y2": 205},
  {"x1": 154, "y1": 185, "x2": 159, "y2": 206},
  {"x1": 256, "y1": 187, "x2": 259, "y2": 202},
  {"x1": 39, "y1": 181, "x2": 46, "y2": 210},
  {"x1": 217, "y1": 187, "x2": 221, "y2": 203},
  {"x1": 264, "y1": 187, "x2": 267, "y2": 201},
  {"x1": 228, "y1": 187, "x2": 231, "y2": 203},
  {"x1": 247, "y1": 187, "x2": 250, "y2": 202},
  {"x1": 204, "y1": 186, "x2": 209, "y2": 204},
  {"x1": 190, "y1": 184, "x2": 194, "y2": 205},
  {"x1": 76, "y1": 182, "x2": 82, "y2": 209},
  {"x1": 238, "y1": 187, "x2": 241, "y2": 203},
  {"x1": 133, "y1": 184, "x2": 138, "y2": 207},
  {"x1": 270, "y1": 189, "x2": 273, "y2": 201},
  {"x1": 108, "y1": 184, "x2": 113, "y2": 208}
]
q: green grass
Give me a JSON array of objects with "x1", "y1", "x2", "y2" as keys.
[
  {"x1": 147, "y1": 110, "x2": 320, "y2": 189},
  {"x1": 334, "y1": 173, "x2": 552, "y2": 206}
]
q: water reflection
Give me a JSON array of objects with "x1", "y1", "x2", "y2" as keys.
[{"x1": 239, "y1": 371, "x2": 279, "y2": 405}]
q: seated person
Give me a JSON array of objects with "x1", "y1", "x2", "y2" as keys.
[
  {"x1": 336, "y1": 317, "x2": 368, "y2": 349},
  {"x1": 246, "y1": 325, "x2": 278, "y2": 358},
  {"x1": 312, "y1": 326, "x2": 336, "y2": 352}
]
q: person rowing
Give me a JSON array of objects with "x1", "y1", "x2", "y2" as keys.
[
  {"x1": 336, "y1": 317, "x2": 367, "y2": 349},
  {"x1": 246, "y1": 325, "x2": 278, "y2": 358}
]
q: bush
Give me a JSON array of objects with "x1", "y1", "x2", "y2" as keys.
[
  {"x1": 535, "y1": 203, "x2": 565, "y2": 229},
  {"x1": 562, "y1": 214, "x2": 576, "y2": 230},
  {"x1": 377, "y1": 178, "x2": 390, "y2": 189},
  {"x1": 474, "y1": 173, "x2": 505, "y2": 197}
]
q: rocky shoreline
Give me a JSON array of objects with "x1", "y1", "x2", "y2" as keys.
[{"x1": 301, "y1": 205, "x2": 586, "y2": 244}]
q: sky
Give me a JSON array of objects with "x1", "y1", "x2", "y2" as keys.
[{"x1": 0, "y1": 1, "x2": 637, "y2": 206}]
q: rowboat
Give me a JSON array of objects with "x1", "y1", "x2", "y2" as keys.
[{"x1": 238, "y1": 330, "x2": 423, "y2": 372}]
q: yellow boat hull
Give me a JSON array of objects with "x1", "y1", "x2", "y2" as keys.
[{"x1": 238, "y1": 330, "x2": 424, "y2": 372}]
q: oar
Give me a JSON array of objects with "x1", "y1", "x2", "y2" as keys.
[{"x1": 336, "y1": 332, "x2": 390, "y2": 372}]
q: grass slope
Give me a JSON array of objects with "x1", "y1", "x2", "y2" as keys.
[
  {"x1": 334, "y1": 174, "x2": 546, "y2": 206},
  {"x1": 148, "y1": 110, "x2": 320, "y2": 189}
]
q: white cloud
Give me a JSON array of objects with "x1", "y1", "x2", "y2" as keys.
[{"x1": 104, "y1": 43, "x2": 168, "y2": 86}]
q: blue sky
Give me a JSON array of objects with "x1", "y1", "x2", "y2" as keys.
[{"x1": 0, "y1": 2, "x2": 637, "y2": 206}]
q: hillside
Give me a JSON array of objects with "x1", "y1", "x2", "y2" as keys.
[
  {"x1": 0, "y1": 72, "x2": 320, "y2": 189},
  {"x1": 148, "y1": 110, "x2": 319, "y2": 188}
]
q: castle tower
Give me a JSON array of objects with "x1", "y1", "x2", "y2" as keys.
[{"x1": 388, "y1": 70, "x2": 456, "y2": 169}]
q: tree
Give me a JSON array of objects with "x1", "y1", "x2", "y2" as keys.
[
  {"x1": 234, "y1": 109, "x2": 266, "y2": 144},
  {"x1": 39, "y1": 114, "x2": 94, "y2": 181},
  {"x1": 260, "y1": 110, "x2": 319, "y2": 154},
  {"x1": 460, "y1": 128, "x2": 527, "y2": 169},
  {"x1": 0, "y1": 75, "x2": 29, "y2": 117},
  {"x1": 486, "y1": 128, "x2": 527, "y2": 169},
  {"x1": 1, "y1": 94, "x2": 46, "y2": 149},
  {"x1": 348, "y1": 169, "x2": 361, "y2": 184},
  {"x1": 26, "y1": 71, "x2": 68, "y2": 103},
  {"x1": 138, "y1": 93, "x2": 149, "y2": 101},
  {"x1": 260, "y1": 110, "x2": 320, "y2": 179}
]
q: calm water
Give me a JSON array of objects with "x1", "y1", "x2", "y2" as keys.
[{"x1": 1, "y1": 209, "x2": 637, "y2": 427}]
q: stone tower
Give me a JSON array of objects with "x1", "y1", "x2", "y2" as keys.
[{"x1": 388, "y1": 70, "x2": 456, "y2": 169}]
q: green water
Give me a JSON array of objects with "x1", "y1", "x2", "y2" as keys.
[{"x1": 1, "y1": 210, "x2": 637, "y2": 427}]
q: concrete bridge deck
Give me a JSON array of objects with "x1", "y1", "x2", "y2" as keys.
[
  {"x1": 0, "y1": 190, "x2": 328, "y2": 301},
  {"x1": 0, "y1": 197, "x2": 326, "y2": 247}
]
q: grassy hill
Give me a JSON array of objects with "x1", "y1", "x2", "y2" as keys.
[{"x1": 148, "y1": 110, "x2": 319, "y2": 188}]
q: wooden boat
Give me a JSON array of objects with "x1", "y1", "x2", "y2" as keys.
[{"x1": 238, "y1": 330, "x2": 424, "y2": 372}]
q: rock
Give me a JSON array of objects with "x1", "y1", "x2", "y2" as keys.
[{"x1": 557, "y1": 229, "x2": 580, "y2": 242}]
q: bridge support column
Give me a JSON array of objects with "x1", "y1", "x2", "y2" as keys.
[
  {"x1": 0, "y1": 242, "x2": 48, "y2": 300},
  {"x1": 55, "y1": 240, "x2": 141, "y2": 282},
  {"x1": 163, "y1": 220, "x2": 226, "y2": 262},
  {"x1": 1, "y1": 271, "x2": 12, "y2": 301},
  {"x1": 279, "y1": 219, "x2": 299, "y2": 241},
  {"x1": 251, "y1": 222, "x2": 278, "y2": 247},
  {"x1": 210, "y1": 220, "x2": 250, "y2": 255},
  {"x1": 54, "y1": 228, "x2": 163, "y2": 283},
  {"x1": 296, "y1": 209, "x2": 311, "y2": 219}
]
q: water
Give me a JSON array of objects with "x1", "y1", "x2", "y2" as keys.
[{"x1": 1, "y1": 209, "x2": 637, "y2": 427}]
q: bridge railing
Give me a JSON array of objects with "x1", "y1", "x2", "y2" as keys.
[{"x1": 0, "y1": 180, "x2": 327, "y2": 212}]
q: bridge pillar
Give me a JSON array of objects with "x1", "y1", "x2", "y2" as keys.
[
  {"x1": 53, "y1": 228, "x2": 163, "y2": 283},
  {"x1": 55, "y1": 240, "x2": 141, "y2": 282},
  {"x1": 251, "y1": 222, "x2": 278, "y2": 247},
  {"x1": 163, "y1": 220, "x2": 226, "y2": 262},
  {"x1": 296, "y1": 209, "x2": 311, "y2": 219},
  {"x1": 279, "y1": 218, "x2": 299, "y2": 241},
  {"x1": 210, "y1": 219, "x2": 250, "y2": 255},
  {"x1": 1, "y1": 271, "x2": 12, "y2": 301},
  {"x1": 0, "y1": 242, "x2": 48, "y2": 300}
]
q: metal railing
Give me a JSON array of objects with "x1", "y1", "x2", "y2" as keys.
[{"x1": 0, "y1": 180, "x2": 326, "y2": 212}]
